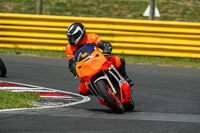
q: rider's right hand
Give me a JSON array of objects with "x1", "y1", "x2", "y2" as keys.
[{"x1": 97, "y1": 41, "x2": 112, "y2": 55}]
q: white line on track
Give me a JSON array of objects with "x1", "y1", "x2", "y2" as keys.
[
  {"x1": 0, "y1": 87, "x2": 43, "y2": 90},
  {"x1": 0, "y1": 80, "x2": 91, "y2": 112},
  {"x1": 47, "y1": 110, "x2": 200, "y2": 123},
  {"x1": 40, "y1": 96, "x2": 73, "y2": 98},
  {"x1": 11, "y1": 90, "x2": 57, "y2": 92}
]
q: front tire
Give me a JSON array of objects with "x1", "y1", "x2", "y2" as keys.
[
  {"x1": 0, "y1": 58, "x2": 7, "y2": 77},
  {"x1": 96, "y1": 79, "x2": 125, "y2": 114}
]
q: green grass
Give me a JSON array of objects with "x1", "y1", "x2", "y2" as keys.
[
  {"x1": 0, "y1": 0, "x2": 200, "y2": 22},
  {"x1": 0, "y1": 48, "x2": 66, "y2": 58},
  {"x1": 0, "y1": 48, "x2": 200, "y2": 69},
  {"x1": 0, "y1": 90, "x2": 40, "y2": 109}
]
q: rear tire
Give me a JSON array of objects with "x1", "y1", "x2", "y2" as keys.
[
  {"x1": 123, "y1": 98, "x2": 135, "y2": 111},
  {"x1": 96, "y1": 79, "x2": 125, "y2": 114},
  {"x1": 0, "y1": 58, "x2": 7, "y2": 77}
]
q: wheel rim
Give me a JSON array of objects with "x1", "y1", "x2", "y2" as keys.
[{"x1": 104, "y1": 83, "x2": 124, "y2": 109}]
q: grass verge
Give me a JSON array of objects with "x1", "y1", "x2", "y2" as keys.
[
  {"x1": 0, "y1": 90, "x2": 40, "y2": 109},
  {"x1": 0, "y1": 48, "x2": 200, "y2": 69}
]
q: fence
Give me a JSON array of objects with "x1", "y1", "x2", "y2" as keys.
[{"x1": 0, "y1": 13, "x2": 200, "y2": 58}]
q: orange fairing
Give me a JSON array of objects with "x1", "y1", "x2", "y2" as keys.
[
  {"x1": 120, "y1": 82, "x2": 131, "y2": 103},
  {"x1": 76, "y1": 49, "x2": 111, "y2": 82}
]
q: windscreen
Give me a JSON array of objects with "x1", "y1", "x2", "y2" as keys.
[{"x1": 74, "y1": 43, "x2": 96, "y2": 62}]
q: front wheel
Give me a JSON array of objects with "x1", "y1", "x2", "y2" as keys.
[
  {"x1": 0, "y1": 58, "x2": 7, "y2": 77},
  {"x1": 96, "y1": 79, "x2": 125, "y2": 114}
]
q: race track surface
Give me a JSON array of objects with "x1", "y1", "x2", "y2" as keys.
[{"x1": 0, "y1": 54, "x2": 200, "y2": 133}]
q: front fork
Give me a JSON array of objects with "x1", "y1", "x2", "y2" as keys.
[{"x1": 86, "y1": 65, "x2": 131, "y2": 103}]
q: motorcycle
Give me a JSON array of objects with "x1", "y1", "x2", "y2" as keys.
[{"x1": 75, "y1": 43, "x2": 134, "y2": 113}]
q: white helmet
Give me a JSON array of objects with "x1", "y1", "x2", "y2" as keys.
[{"x1": 67, "y1": 23, "x2": 86, "y2": 46}]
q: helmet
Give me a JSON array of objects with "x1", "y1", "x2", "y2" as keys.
[{"x1": 66, "y1": 23, "x2": 86, "y2": 46}]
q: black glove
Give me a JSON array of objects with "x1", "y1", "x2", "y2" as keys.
[
  {"x1": 68, "y1": 57, "x2": 77, "y2": 77},
  {"x1": 97, "y1": 41, "x2": 112, "y2": 55},
  {"x1": 103, "y1": 46, "x2": 112, "y2": 55}
]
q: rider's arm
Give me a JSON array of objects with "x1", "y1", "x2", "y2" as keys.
[
  {"x1": 65, "y1": 44, "x2": 77, "y2": 77},
  {"x1": 86, "y1": 33, "x2": 112, "y2": 55},
  {"x1": 68, "y1": 57, "x2": 77, "y2": 77},
  {"x1": 97, "y1": 41, "x2": 112, "y2": 55}
]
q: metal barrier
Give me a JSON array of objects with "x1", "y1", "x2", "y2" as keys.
[{"x1": 0, "y1": 13, "x2": 200, "y2": 58}]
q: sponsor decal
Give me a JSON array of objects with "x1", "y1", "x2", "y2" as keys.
[
  {"x1": 0, "y1": 80, "x2": 90, "y2": 111},
  {"x1": 81, "y1": 52, "x2": 88, "y2": 58}
]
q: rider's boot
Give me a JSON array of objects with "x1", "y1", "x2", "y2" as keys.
[
  {"x1": 79, "y1": 80, "x2": 93, "y2": 96},
  {"x1": 117, "y1": 59, "x2": 134, "y2": 88},
  {"x1": 124, "y1": 76, "x2": 134, "y2": 88},
  {"x1": 79, "y1": 91, "x2": 93, "y2": 96}
]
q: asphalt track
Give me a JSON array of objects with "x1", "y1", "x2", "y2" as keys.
[{"x1": 0, "y1": 54, "x2": 200, "y2": 133}]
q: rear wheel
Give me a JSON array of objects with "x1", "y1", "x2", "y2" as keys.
[
  {"x1": 0, "y1": 58, "x2": 7, "y2": 77},
  {"x1": 123, "y1": 98, "x2": 135, "y2": 111},
  {"x1": 96, "y1": 79, "x2": 125, "y2": 114}
]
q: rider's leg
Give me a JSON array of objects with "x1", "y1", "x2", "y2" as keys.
[{"x1": 109, "y1": 56, "x2": 134, "y2": 87}]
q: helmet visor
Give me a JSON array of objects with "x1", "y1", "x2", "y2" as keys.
[{"x1": 67, "y1": 30, "x2": 81, "y2": 42}]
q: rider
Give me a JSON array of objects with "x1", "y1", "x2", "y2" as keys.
[{"x1": 65, "y1": 23, "x2": 133, "y2": 95}]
